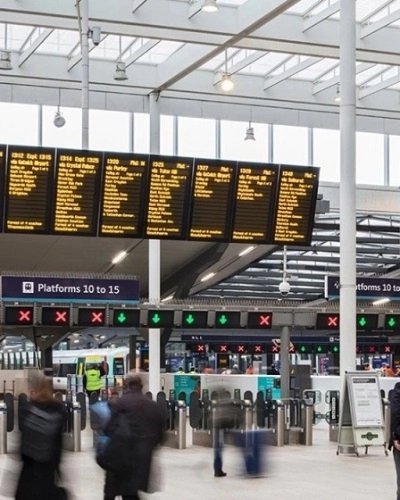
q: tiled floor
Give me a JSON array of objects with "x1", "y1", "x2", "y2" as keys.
[{"x1": 0, "y1": 425, "x2": 396, "y2": 500}]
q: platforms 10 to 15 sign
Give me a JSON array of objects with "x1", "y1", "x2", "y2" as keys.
[
  {"x1": 2, "y1": 307, "x2": 274, "y2": 329},
  {"x1": 0, "y1": 145, "x2": 319, "y2": 246}
]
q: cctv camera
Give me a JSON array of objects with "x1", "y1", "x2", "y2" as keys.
[
  {"x1": 53, "y1": 111, "x2": 66, "y2": 128},
  {"x1": 90, "y1": 26, "x2": 102, "y2": 46},
  {"x1": 278, "y1": 280, "x2": 291, "y2": 297}
]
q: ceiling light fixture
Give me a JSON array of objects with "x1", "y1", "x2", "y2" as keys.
[
  {"x1": 239, "y1": 245, "x2": 256, "y2": 257},
  {"x1": 112, "y1": 250, "x2": 127, "y2": 264},
  {"x1": 372, "y1": 297, "x2": 390, "y2": 305},
  {"x1": 202, "y1": 0, "x2": 219, "y2": 12},
  {"x1": 201, "y1": 272, "x2": 216, "y2": 282},
  {"x1": 53, "y1": 88, "x2": 66, "y2": 128},
  {"x1": 334, "y1": 84, "x2": 341, "y2": 103},
  {"x1": 114, "y1": 37, "x2": 128, "y2": 81},
  {"x1": 220, "y1": 49, "x2": 234, "y2": 92},
  {"x1": 244, "y1": 121, "x2": 256, "y2": 141}
]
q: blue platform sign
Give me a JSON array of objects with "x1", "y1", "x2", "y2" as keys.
[
  {"x1": 325, "y1": 276, "x2": 400, "y2": 300},
  {"x1": 1, "y1": 276, "x2": 139, "y2": 303}
]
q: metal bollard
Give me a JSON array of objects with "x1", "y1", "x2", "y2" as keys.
[
  {"x1": 0, "y1": 402, "x2": 7, "y2": 454},
  {"x1": 276, "y1": 403, "x2": 285, "y2": 447},
  {"x1": 176, "y1": 401, "x2": 187, "y2": 449},
  {"x1": 72, "y1": 402, "x2": 82, "y2": 452},
  {"x1": 301, "y1": 399, "x2": 313, "y2": 446}
]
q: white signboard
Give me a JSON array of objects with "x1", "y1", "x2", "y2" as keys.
[{"x1": 350, "y1": 376, "x2": 383, "y2": 427}]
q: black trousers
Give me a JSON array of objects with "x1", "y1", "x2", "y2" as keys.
[{"x1": 394, "y1": 447, "x2": 400, "y2": 500}]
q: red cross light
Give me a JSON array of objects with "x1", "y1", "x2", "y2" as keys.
[
  {"x1": 55, "y1": 311, "x2": 67, "y2": 323},
  {"x1": 91, "y1": 311, "x2": 103, "y2": 323},
  {"x1": 384, "y1": 345, "x2": 392, "y2": 354},
  {"x1": 237, "y1": 345, "x2": 245, "y2": 353},
  {"x1": 259, "y1": 315, "x2": 271, "y2": 326},
  {"x1": 328, "y1": 316, "x2": 339, "y2": 327},
  {"x1": 19, "y1": 310, "x2": 31, "y2": 322},
  {"x1": 254, "y1": 345, "x2": 262, "y2": 353},
  {"x1": 220, "y1": 344, "x2": 228, "y2": 352},
  {"x1": 272, "y1": 345, "x2": 280, "y2": 353},
  {"x1": 196, "y1": 344, "x2": 205, "y2": 353},
  {"x1": 368, "y1": 345, "x2": 376, "y2": 354}
]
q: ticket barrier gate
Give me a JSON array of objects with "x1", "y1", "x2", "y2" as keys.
[
  {"x1": 326, "y1": 390, "x2": 340, "y2": 442},
  {"x1": 191, "y1": 390, "x2": 213, "y2": 447},
  {"x1": 63, "y1": 401, "x2": 82, "y2": 452},
  {"x1": 300, "y1": 399, "x2": 314, "y2": 446},
  {"x1": 0, "y1": 401, "x2": 7, "y2": 454},
  {"x1": 163, "y1": 399, "x2": 187, "y2": 450}
]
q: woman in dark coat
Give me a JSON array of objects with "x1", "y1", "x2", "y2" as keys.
[
  {"x1": 15, "y1": 374, "x2": 65, "y2": 500},
  {"x1": 103, "y1": 373, "x2": 164, "y2": 500}
]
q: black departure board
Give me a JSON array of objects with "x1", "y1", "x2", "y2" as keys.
[
  {"x1": 272, "y1": 164, "x2": 319, "y2": 245},
  {"x1": 5, "y1": 145, "x2": 55, "y2": 233},
  {"x1": 231, "y1": 162, "x2": 278, "y2": 243},
  {"x1": 53, "y1": 149, "x2": 103, "y2": 236},
  {"x1": 144, "y1": 155, "x2": 192, "y2": 239},
  {"x1": 188, "y1": 159, "x2": 236, "y2": 241},
  {"x1": 99, "y1": 152, "x2": 148, "y2": 237},
  {"x1": 0, "y1": 145, "x2": 6, "y2": 232}
]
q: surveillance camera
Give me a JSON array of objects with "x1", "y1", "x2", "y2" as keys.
[
  {"x1": 279, "y1": 280, "x2": 291, "y2": 296},
  {"x1": 53, "y1": 111, "x2": 66, "y2": 128},
  {"x1": 90, "y1": 26, "x2": 102, "y2": 46}
]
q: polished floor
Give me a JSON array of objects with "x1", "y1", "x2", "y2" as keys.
[{"x1": 0, "y1": 424, "x2": 396, "y2": 500}]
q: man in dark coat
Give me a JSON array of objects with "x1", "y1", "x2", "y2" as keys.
[
  {"x1": 103, "y1": 373, "x2": 164, "y2": 500},
  {"x1": 390, "y1": 381, "x2": 400, "y2": 500}
]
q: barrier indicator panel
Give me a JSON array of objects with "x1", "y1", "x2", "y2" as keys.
[
  {"x1": 112, "y1": 308, "x2": 140, "y2": 327},
  {"x1": 4, "y1": 306, "x2": 34, "y2": 325},
  {"x1": 41, "y1": 307, "x2": 70, "y2": 326},
  {"x1": 181, "y1": 310, "x2": 208, "y2": 328},
  {"x1": 147, "y1": 309, "x2": 175, "y2": 328},
  {"x1": 77, "y1": 308, "x2": 106, "y2": 326},
  {"x1": 247, "y1": 311, "x2": 273, "y2": 329}
]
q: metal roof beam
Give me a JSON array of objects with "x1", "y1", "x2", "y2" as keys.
[
  {"x1": 360, "y1": 9, "x2": 400, "y2": 39},
  {"x1": 68, "y1": 34, "x2": 108, "y2": 71},
  {"x1": 313, "y1": 62, "x2": 375, "y2": 94},
  {"x1": 302, "y1": 1, "x2": 340, "y2": 33},
  {"x1": 132, "y1": 0, "x2": 149, "y2": 13},
  {"x1": 124, "y1": 40, "x2": 160, "y2": 68},
  {"x1": 264, "y1": 57, "x2": 322, "y2": 90},
  {"x1": 18, "y1": 28, "x2": 53, "y2": 67},
  {"x1": 359, "y1": 72, "x2": 400, "y2": 99}
]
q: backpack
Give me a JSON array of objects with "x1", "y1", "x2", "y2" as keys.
[
  {"x1": 96, "y1": 412, "x2": 135, "y2": 472},
  {"x1": 21, "y1": 404, "x2": 64, "y2": 462}
]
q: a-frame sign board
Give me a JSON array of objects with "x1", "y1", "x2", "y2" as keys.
[{"x1": 336, "y1": 371, "x2": 387, "y2": 457}]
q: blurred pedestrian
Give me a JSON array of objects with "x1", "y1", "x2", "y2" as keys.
[
  {"x1": 84, "y1": 363, "x2": 103, "y2": 400},
  {"x1": 245, "y1": 364, "x2": 254, "y2": 375},
  {"x1": 230, "y1": 364, "x2": 242, "y2": 374},
  {"x1": 15, "y1": 374, "x2": 66, "y2": 500},
  {"x1": 102, "y1": 372, "x2": 164, "y2": 500},
  {"x1": 389, "y1": 381, "x2": 400, "y2": 499}
]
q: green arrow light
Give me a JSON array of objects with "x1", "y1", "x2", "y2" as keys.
[
  {"x1": 185, "y1": 314, "x2": 195, "y2": 325},
  {"x1": 388, "y1": 317, "x2": 396, "y2": 328},
  {"x1": 316, "y1": 346, "x2": 323, "y2": 353},
  {"x1": 300, "y1": 346, "x2": 306, "y2": 353},
  {"x1": 117, "y1": 312, "x2": 127, "y2": 324},
  {"x1": 332, "y1": 346, "x2": 339, "y2": 353},
  {"x1": 218, "y1": 314, "x2": 228, "y2": 325},
  {"x1": 151, "y1": 313, "x2": 161, "y2": 324},
  {"x1": 358, "y1": 316, "x2": 367, "y2": 327}
]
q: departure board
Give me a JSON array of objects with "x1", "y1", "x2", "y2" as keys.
[
  {"x1": 188, "y1": 159, "x2": 236, "y2": 241},
  {"x1": 0, "y1": 145, "x2": 6, "y2": 232},
  {"x1": 99, "y1": 152, "x2": 148, "y2": 237},
  {"x1": 5, "y1": 146, "x2": 55, "y2": 233},
  {"x1": 144, "y1": 155, "x2": 192, "y2": 239},
  {"x1": 272, "y1": 164, "x2": 319, "y2": 245},
  {"x1": 231, "y1": 162, "x2": 278, "y2": 243},
  {"x1": 53, "y1": 149, "x2": 103, "y2": 236}
]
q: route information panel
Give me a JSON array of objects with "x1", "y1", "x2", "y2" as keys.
[
  {"x1": 99, "y1": 152, "x2": 148, "y2": 237},
  {"x1": 188, "y1": 159, "x2": 236, "y2": 241},
  {"x1": 231, "y1": 162, "x2": 278, "y2": 243},
  {"x1": 5, "y1": 146, "x2": 54, "y2": 233},
  {"x1": 272, "y1": 164, "x2": 319, "y2": 245},
  {"x1": 53, "y1": 149, "x2": 103, "y2": 236},
  {"x1": 144, "y1": 155, "x2": 192, "y2": 239}
]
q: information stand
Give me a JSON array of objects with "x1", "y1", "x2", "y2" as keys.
[{"x1": 337, "y1": 371, "x2": 387, "y2": 457}]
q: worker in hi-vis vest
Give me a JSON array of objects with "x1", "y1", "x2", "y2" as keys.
[{"x1": 83, "y1": 364, "x2": 103, "y2": 400}]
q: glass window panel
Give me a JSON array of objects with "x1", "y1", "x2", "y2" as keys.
[
  {"x1": 178, "y1": 117, "x2": 216, "y2": 158},
  {"x1": 134, "y1": 113, "x2": 149, "y2": 153},
  {"x1": 313, "y1": 128, "x2": 340, "y2": 182},
  {"x1": 89, "y1": 110, "x2": 130, "y2": 152},
  {"x1": 273, "y1": 125, "x2": 308, "y2": 165},
  {"x1": 42, "y1": 106, "x2": 82, "y2": 149},
  {"x1": 389, "y1": 135, "x2": 400, "y2": 187},
  {"x1": 160, "y1": 115, "x2": 174, "y2": 155},
  {"x1": 0, "y1": 103, "x2": 38, "y2": 145},
  {"x1": 356, "y1": 132, "x2": 384, "y2": 185},
  {"x1": 220, "y1": 120, "x2": 268, "y2": 162}
]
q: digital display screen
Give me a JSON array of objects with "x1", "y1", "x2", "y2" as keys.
[
  {"x1": 144, "y1": 155, "x2": 192, "y2": 239},
  {"x1": 272, "y1": 165, "x2": 319, "y2": 245},
  {"x1": 188, "y1": 159, "x2": 236, "y2": 241},
  {"x1": 231, "y1": 162, "x2": 278, "y2": 243},
  {"x1": 99, "y1": 152, "x2": 148, "y2": 237},
  {"x1": 5, "y1": 146, "x2": 55, "y2": 233},
  {"x1": 41, "y1": 307, "x2": 70, "y2": 326},
  {"x1": 0, "y1": 145, "x2": 6, "y2": 232},
  {"x1": 53, "y1": 149, "x2": 103, "y2": 235}
]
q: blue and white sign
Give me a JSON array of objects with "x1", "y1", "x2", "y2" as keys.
[
  {"x1": 1, "y1": 276, "x2": 139, "y2": 303},
  {"x1": 325, "y1": 276, "x2": 400, "y2": 300}
]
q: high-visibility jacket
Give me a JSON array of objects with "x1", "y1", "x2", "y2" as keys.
[{"x1": 85, "y1": 369, "x2": 102, "y2": 391}]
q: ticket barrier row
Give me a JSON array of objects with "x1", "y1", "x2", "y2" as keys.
[
  {"x1": 156, "y1": 390, "x2": 187, "y2": 449},
  {"x1": 0, "y1": 392, "x2": 13, "y2": 454}
]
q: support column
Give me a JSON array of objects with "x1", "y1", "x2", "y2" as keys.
[
  {"x1": 80, "y1": 0, "x2": 89, "y2": 149},
  {"x1": 339, "y1": 0, "x2": 357, "y2": 380},
  {"x1": 129, "y1": 335, "x2": 137, "y2": 370},
  {"x1": 280, "y1": 326, "x2": 290, "y2": 400},
  {"x1": 149, "y1": 91, "x2": 161, "y2": 397}
]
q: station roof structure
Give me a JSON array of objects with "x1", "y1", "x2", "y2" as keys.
[{"x1": 1, "y1": 0, "x2": 400, "y2": 306}]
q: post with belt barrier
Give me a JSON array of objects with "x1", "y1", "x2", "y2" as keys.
[{"x1": 0, "y1": 401, "x2": 7, "y2": 454}]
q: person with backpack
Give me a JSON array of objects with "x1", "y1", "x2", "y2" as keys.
[
  {"x1": 101, "y1": 372, "x2": 164, "y2": 500},
  {"x1": 15, "y1": 374, "x2": 66, "y2": 500}
]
